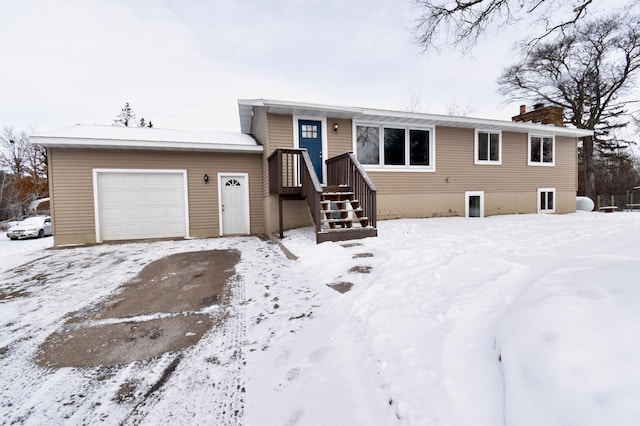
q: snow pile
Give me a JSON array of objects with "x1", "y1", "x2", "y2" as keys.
[
  {"x1": 497, "y1": 232, "x2": 640, "y2": 425},
  {"x1": 246, "y1": 213, "x2": 640, "y2": 426}
]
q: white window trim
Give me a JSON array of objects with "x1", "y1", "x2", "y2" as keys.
[
  {"x1": 465, "y1": 191, "x2": 485, "y2": 218},
  {"x1": 528, "y1": 133, "x2": 555, "y2": 166},
  {"x1": 92, "y1": 168, "x2": 190, "y2": 243},
  {"x1": 474, "y1": 129, "x2": 502, "y2": 165},
  {"x1": 353, "y1": 121, "x2": 436, "y2": 172},
  {"x1": 218, "y1": 173, "x2": 251, "y2": 236},
  {"x1": 537, "y1": 187, "x2": 556, "y2": 213},
  {"x1": 293, "y1": 116, "x2": 328, "y2": 184}
]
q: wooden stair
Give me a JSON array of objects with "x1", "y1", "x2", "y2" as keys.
[{"x1": 317, "y1": 186, "x2": 377, "y2": 243}]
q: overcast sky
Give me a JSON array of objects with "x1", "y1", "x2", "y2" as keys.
[{"x1": 0, "y1": 0, "x2": 591, "y2": 133}]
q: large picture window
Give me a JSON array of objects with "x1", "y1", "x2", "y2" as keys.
[
  {"x1": 475, "y1": 130, "x2": 501, "y2": 164},
  {"x1": 355, "y1": 124, "x2": 434, "y2": 170},
  {"x1": 529, "y1": 134, "x2": 554, "y2": 166}
]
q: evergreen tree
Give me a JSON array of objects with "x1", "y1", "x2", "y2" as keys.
[{"x1": 113, "y1": 102, "x2": 135, "y2": 127}]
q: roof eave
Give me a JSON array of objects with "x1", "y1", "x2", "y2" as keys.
[
  {"x1": 237, "y1": 99, "x2": 593, "y2": 138},
  {"x1": 30, "y1": 136, "x2": 264, "y2": 153}
]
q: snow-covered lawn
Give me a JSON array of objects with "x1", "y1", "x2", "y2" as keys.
[
  {"x1": 0, "y1": 231, "x2": 53, "y2": 270},
  {"x1": 2, "y1": 212, "x2": 640, "y2": 425}
]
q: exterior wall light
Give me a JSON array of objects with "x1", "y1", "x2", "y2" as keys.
[
  {"x1": 204, "y1": 174, "x2": 209, "y2": 183},
  {"x1": 333, "y1": 123, "x2": 339, "y2": 133}
]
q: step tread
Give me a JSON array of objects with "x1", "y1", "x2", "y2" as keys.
[
  {"x1": 322, "y1": 192, "x2": 355, "y2": 196},
  {"x1": 324, "y1": 217, "x2": 369, "y2": 223},
  {"x1": 321, "y1": 208, "x2": 364, "y2": 214},
  {"x1": 321, "y1": 199, "x2": 359, "y2": 204},
  {"x1": 325, "y1": 218, "x2": 354, "y2": 223}
]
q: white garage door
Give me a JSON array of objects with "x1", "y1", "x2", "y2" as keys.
[{"x1": 96, "y1": 171, "x2": 188, "y2": 241}]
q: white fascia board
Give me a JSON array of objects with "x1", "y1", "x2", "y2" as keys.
[
  {"x1": 239, "y1": 99, "x2": 594, "y2": 139},
  {"x1": 31, "y1": 136, "x2": 264, "y2": 153},
  {"x1": 357, "y1": 106, "x2": 593, "y2": 138}
]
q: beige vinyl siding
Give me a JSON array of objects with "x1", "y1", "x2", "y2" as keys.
[
  {"x1": 48, "y1": 150, "x2": 95, "y2": 244},
  {"x1": 367, "y1": 127, "x2": 577, "y2": 217},
  {"x1": 259, "y1": 115, "x2": 579, "y2": 230},
  {"x1": 251, "y1": 106, "x2": 269, "y2": 146},
  {"x1": 261, "y1": 113, "x2": 312, "y2": 234},
  {"x1": 46, "y1": 147, "x2": 58, "y2": 236},
  {"x1": 267, "y1": 113, "x2": 295, "y2": 154},
  {"x1": 48, "y1": 148, "x2": 263, "y2": 246},
  {"x1": 250, "y1": 106, "x2": 270, "y2": 198},
  {"x1": 326, "y1": 118, "x2": 353, "y2": 158}
]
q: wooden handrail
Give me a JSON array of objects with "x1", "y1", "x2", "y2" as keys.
[
  {"x1": 269, "y1": 148, "x2": 377, "y2": 238},
  {"x1": 268, "y1": 148, "x2": 307, "y2": 195},
  {"x1": 299, "y1": 150, "x2": 323, "y2": 234},
  {"x1": 326, "y1": 152, "x2": 377, "y2": 228},
  {"x1": 268, "y1": 148, "x2": 322, "y2": 233}
]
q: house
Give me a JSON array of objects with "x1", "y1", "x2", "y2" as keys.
[{"x1": 32, "y1": 99, "x2": 593, "y2": 247}]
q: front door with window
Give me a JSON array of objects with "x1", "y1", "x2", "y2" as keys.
[
  {"x1": 298, "y1": 119, "x2": 323, "y2": 181},
  {"x1": 219, "y1": 174, "x2": 249, "y2": 235}
]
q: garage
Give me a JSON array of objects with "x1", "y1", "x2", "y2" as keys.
[
  {"x1": 95, "y1": 170, "x2": 188, "y2": 242},
  {"x1": 32, "y1": 124, "x2": 264, "y2": 246}
]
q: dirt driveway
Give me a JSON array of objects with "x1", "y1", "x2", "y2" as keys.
[
  {"x1": 0, "y1": 233, "x2": 334, "y2": 425},
  {"x1": 0, "y1": 237, "x2": 281, "y2": 425},
  {"x1": 36, "y1": 249, "x2": 240, "y2": 367}
]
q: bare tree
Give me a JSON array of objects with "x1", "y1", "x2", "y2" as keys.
[
  {"x1": 0, "y1": 127, "x2": 49, "y2": 219},
  {"x1": 412, "y1": 0, "x2": 637, "y2": 52},
  {"x1": 497, "y1": 14, "x2": 640, "y2": 199},
  {"x1": 447, "y1": 99, "x2": 475, "y2": 116},
  {"x1": 1, "y1": 127, "x2": 29, "y2": 176},
  {"x1": 403, "y1": 93, "x2": 425, "y2": 112}
]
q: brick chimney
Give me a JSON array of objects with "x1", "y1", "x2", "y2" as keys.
[{"x1": 512, "y1": 104, "x2": 564, "y2": 127}]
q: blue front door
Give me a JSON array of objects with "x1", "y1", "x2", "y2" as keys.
[{"x1": 298, "y1": 119, "x2": 323, "y2": 181}]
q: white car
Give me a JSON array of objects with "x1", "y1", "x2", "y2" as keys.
[{"x1": 7, "y1": 216, "x2": 52, "y2": 240}]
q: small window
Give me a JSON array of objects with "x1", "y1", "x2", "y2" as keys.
[
  {"x1": 301, "y1": 124, "x2": 318, "y2": 139},
  {"x1": 475, "y1": 130, "x2": 501, "y2": 164},
  {"x1": 538, "y1": 188, "x2": 555, "y2": 213},
  {"x1": 529, "y1": 135, "x2": 554, "y2": 166}
]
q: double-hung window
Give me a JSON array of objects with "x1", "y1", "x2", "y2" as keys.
[
  {"x1": 529, "y1": 134, "x2": 554, "y2": 166},
  {"x1": 355, "y1": 123, "x2": 434, "y2": 170},
  {"x1": 538, "y1": 188, "x2": 556, "y2": 213},
  {"x1": 475, "y1": 130, "x2": 501, "y2": 165}
]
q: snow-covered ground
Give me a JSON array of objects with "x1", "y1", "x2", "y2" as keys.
[
  {"x1": 2, "y1": 212, "x2": 640, "y2": 425},
  {"x1": 0, "y1": 230, "x2": 53, "y2": 271}
]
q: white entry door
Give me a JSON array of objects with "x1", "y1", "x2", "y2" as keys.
[{"x1": 219, "y1": 174, "x2": 249, "y2": 235}]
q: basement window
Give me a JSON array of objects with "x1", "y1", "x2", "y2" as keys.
[{"x1": 538, "y1": 188, "x2": 556, "y2": 213}]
